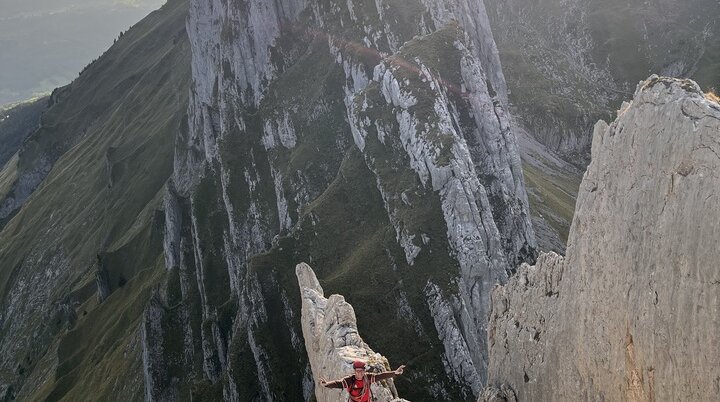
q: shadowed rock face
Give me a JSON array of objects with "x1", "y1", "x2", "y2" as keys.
[
  {"x1": 0, "y1": 98, "x2": 48, "y2": 169},
  {"x1": 0, "y1": 1, "x2": 191, "y2": 399},
  {"x1": 484, "y1": 0, "x2": 720, "y2": 160},
  {"x1": 484, "y1": 76, "x2": 720, "y2": 401}
]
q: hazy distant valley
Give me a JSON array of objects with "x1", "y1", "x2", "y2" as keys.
[{"x1": 0, "y1": 0, "x2": 165, "y2": 106}]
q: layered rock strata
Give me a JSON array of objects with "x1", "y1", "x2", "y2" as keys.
[
  {"x1": 296, "y1": 262, "x2": 407, "y2": 402},
  {"x1": 485, "y1": 76, "x2": 720, "y2": 401}
]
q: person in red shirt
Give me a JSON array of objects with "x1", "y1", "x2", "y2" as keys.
[{"x1": 319, "y1": 360, "x2": 406, "y2": 402}]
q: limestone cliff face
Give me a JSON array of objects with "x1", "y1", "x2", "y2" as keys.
[
  {"x1": 144, "y1": 0, "x2": 536, "y2": 399},
  {"x1": 296, "y1": 263, "x2": 407, "y2": 402},
  {"x1": 485, "y1": 76, "x2": 720, "y2": 401}
]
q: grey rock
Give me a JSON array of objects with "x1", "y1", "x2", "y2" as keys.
[
  {"x1": 478, "y1": 384, "x2": 517, "y2": 402},
  {"x1": 425, "y1": 281, "x2": 483, "y2": 397},
  {"x1": 141, "y1": 291, "x2": 178, "y2": 402},
  {"x1": 346, "y1": 30, "x2": 536, "y2": 392},
  {"x1": 420, "y1": 0, "x2": 508, "y2": 103},
  {"x1": 296, "y1": 262, "x2": 406, "y2": 402},
  {"x1": 0, "y1": 97, "x2": 48, "y2": 169},
  {"x1": 486, "y1": 76, "x2": 720, "y2": 401}
]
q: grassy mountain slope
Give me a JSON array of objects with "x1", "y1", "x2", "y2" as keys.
[{"x1": 0, "y1": 0, "x2": 190, "y2": 399}]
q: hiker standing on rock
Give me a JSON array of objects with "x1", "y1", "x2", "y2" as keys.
[{"x1": 319, "y1": 360, "x2": 406, "y2": 402}]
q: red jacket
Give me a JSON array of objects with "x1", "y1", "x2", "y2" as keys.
[{"x1": 324, "y1": 372, "x2": 398, "y2": 402}]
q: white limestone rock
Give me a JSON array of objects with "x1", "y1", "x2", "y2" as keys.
[
  {"x1": 345, "y1": 31, "x2": 536, "y2": 394},
  {"x1": 178, "y1": 0, "x2": 538, "y2": 398},
  {"x1": 485, "y1": 76, "x2": 720, "y2": 401},
  {"x1": 296, "y1": 262, "x2": 408, "y2": 402},
  {"x1": 425, "y1": 281, "x2": 483, "y2": 397}
]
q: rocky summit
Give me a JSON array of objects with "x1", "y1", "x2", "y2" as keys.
[{"x1": 484, "y1": 76, "x2": 720, "y2": 401}]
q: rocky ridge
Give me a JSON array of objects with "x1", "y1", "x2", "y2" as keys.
[{"x1": 484, "y1": 76, "x2": 720, "y2": 401}]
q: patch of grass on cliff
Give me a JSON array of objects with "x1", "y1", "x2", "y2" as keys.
[
  {"x1": 261, "y1": 34, "x2": 350, "y2": 217},
  {"x1": 394, "y1": 22, "x2": 463, "y2": 86},
  {"x1": 32, "y1": 256, "x2": 165, "y2": 402},
  {"x1": 522, "y1": 160, "x2": 580, "y2": 245},
  {"x1": 381, "y1": 24, "x2": 467, "y2": 168}
]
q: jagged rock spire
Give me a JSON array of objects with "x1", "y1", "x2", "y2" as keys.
[
  {"x1": 296, "y1": 262, "x2": 409, "y2": 402},
  {"x1": 484, "y1": 76, "x2": 720, "y2": 401}
]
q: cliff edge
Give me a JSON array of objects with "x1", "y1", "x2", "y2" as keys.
[{"x1": 484, "y1": 76, "x2": 720, "y2": 401}]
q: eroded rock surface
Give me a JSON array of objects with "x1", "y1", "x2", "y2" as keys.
[
  {"x1": 484, "y1": 76, "x2": 720, "y2": 401},
  {"x1": 296, "y1": 262, "x2": 408, "y2": 402},
  {"x1": 478, "y1": 384, "x2": 517, "y2": 402}
]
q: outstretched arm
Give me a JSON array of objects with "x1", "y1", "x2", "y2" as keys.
[
  {"x1": 319, "y1": 377, "x2": 345, "y2": 389},
  {"x1": 372, "y1": 365, "x2": 406, "y2": 381}
]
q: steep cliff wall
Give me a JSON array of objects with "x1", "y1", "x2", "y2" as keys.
[
  {"x1": 485, "y1": 76, "x2": 720, "y2": 401},
  {"x1": 0, "y1": 0, "x2": 539, "y2": 399},
  {"x1": 142, "y1": 0, "x2": 536, "y2": 399}
]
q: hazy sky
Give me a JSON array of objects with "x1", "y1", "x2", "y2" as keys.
[{"x1": 0, "y1": 0, "x2": 166, "y2": 107}]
